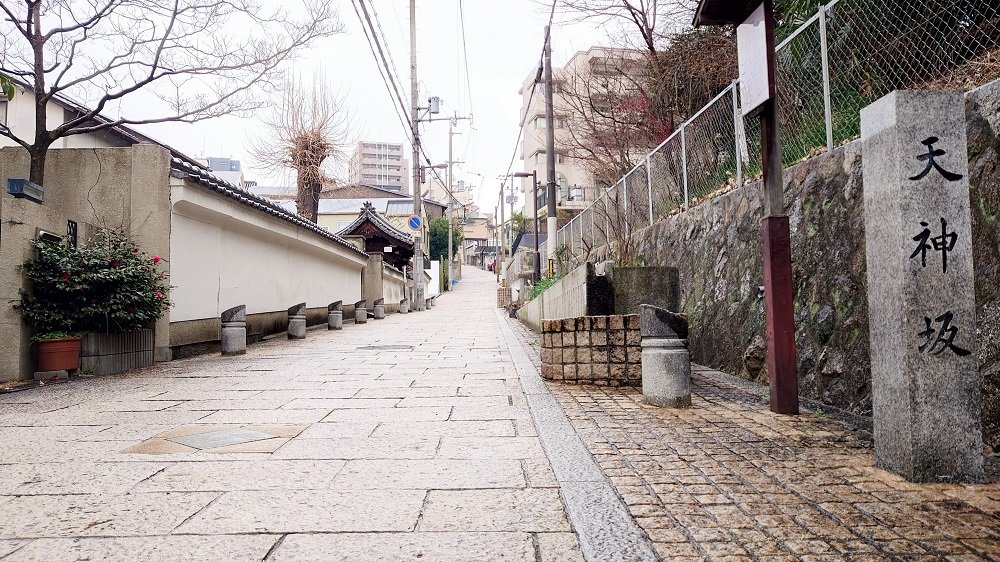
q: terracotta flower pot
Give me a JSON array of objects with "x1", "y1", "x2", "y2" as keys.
[{"x1": 35, "y1": 337, "x2": 81, "y2": 372}]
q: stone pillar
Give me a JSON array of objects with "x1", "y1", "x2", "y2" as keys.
[
  {"x1": 220, "y1": 305, "x2": 247, "y2": 355},
  {"x1": 328, "y1": 301, "x2": 343, "y2": 330},
  {"x1": 287, "y1": 302, "x2": 307, "y2": 339},
  {"x1": 399, "y1": 298, "x2": 409, "y2": 314},
  {"x1": 861, "y1": 90, "x2": 982, "y2": 483},
  {"x1": 427, "y1": 295, "x2": 435, "y2": 308},
  {"x1": 373, "y1": 298, "x2": 385, "y2": 320},
  {"x1": 355, "y1": 300, "x2": 367, "y2": 324},
  {"x1": 639, "y1": 304, "x2": 690, "y2": 407}
]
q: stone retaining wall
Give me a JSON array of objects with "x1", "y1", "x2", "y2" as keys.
[{"x1": 540, "y1": 315, "x2": 641, "y2": 386}]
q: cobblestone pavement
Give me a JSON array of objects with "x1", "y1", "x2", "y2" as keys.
[
  {"x1": 0, "y1": 269, "x2": 585, "y2": 561},
  {"x1": 508, "y1": 318, "x2": 1000, "y2": 562}
]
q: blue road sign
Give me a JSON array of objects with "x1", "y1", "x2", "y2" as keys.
[{"x1": 408, "y1": 215, "x2": 422, "y2": 231}]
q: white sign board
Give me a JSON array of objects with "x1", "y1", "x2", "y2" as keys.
[{"x1": 737, "y1": 3, "x2": 771, "y2": 117}]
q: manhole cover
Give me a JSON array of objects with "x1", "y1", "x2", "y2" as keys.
[
  {"x1": 168, "y1": 428, "x2": 274, "y2": 449},
  {"x1": 356, "y1": 345, "x2": 414, "y2": 351}
]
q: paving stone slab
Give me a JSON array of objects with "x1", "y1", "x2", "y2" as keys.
[
  {"x1": 272, "y1": 437, "x2": 439, "y2": 460},
  {"x1": 132, "y1": 459, "x2": 347, "y2": 492},
  {"x1": 438, "y1": 436, "x2": 547, "y2": 460},
  {"x1": 0, "y1": 492, "x2": 218, "y2": 539},
  {"x1": 371, "y1": 420, "x2": 516, "y2": 438},
  {"x1": 269, "y1": 532, "x2": 536, "y2": 562},
  {"x1": 0, "y1": 462, "x2": 166, "y2": 495},
  {"x1": 332, "y1": 459, "x2": 525, "y2": 489},
  {"x1": 418, "y1": 489, "x2": 572, "y2": 532},
  {"x1": 320, "y1": 406, "x2": 451, "y2": 423},
  {"x1": 4, "y1": 535, "x2": 278, "y2": 561},
  {"x1": 176, "y1": 489, "x2": 425, "y2": 534}
]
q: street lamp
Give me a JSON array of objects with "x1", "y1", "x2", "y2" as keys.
[{"x1": 514, "y1": 171, "x2": 540, "y2": 283}]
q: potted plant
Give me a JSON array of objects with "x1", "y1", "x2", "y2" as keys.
[
  {"x1": 14, "y1": 230, "x2": 171, "y2": 375},
  {"x1": 14, "y1": 238, "x2": 88, "y2": 372}
]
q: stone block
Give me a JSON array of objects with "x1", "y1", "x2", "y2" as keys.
[
  {"x1": 639, "y1": 305, "x2": 688, "y2": 339},
  {"x1": 561, "y1": 348, "x2": 576, "y2": 364},
  {"x1": 287, "y1": 302, "x2": 306, "y2": 339},
  {"x1": 591, "y1": 331, "x2": 607, "y2": 346},
  {"x1": 610, "y1": 363, "x2": 626, "y2": 381},
  {"x1": 576, "y1": 347, "x2": 591, "y2": 364},
  {"x1": 610, "y1": 346, "x2": 627, "y2": 364},
  {"x1": 220, "y1": 305, "x2": 247, "y2": 355},
  {"x1": 562, "y1": 364, "x2": 577, "y2": 380},
  {"x1": 626, "y1": 346, "x2": 641, "y2": 362},
  {"x1": 609, "y1": 316, "x2": 625, "y2": 330},
  {"x1": 626, "y1": 330, "x2": 641, "y2": 346},
  {"x1": 399, "y1": 299, "x2": 409, "y2": 314},
  {"x1": 561, "y1": 318, "x2": 576, "y2": 332},
  {"x1": 608, "y1": 330, "x2": 626, "y2": 346},
  {"x1": 592, "y1": 316, "x2": 607, "y2": 330},
  {"x1": 354, "y1": 300, "x2": 367, "y2": 324},
  {"x1": 373, "y1": 298, "x2": 385, "y2": 320},
  {"x1": 625, "y1": 314, "x2": 640, "y2": 330},
  {"x1": 641, "y1": 338, "x2": 691, "y2": 407},
  {"x1": 327, "y1": 301, "x2": 343, "y2": 331},
  {"x1": 542, "y1": 319, "x2": 561, "y2": 332},
  {"x1": 541, "y1": 363, "x2": 561, "y2": 380},
  {"x1": 561, "y1": 332, "x2": 575, "y2": 347},
  {"x1": 577, "y1": 363, "x2": 592, "y2": 380},
  {"x1": 540, "y1": 348, "x2": 552, "y2": 364},
  {"x1": 591, "y1": 346, "x2": 608, "y2": 364},
  {"x1": 861, "y1": 90, "x2": 983, "y2": 483},
  {"x1": 576, "y1": 331, "x2": 591, "y2": 347}
]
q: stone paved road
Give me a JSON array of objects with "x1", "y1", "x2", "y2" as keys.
[
  {"x1": 6, "y1": 266, "x2": 1000, "y2": 562},
  {"x1": 0, "y1": 268, "x2": 591, "y2": 561},
  {"x1": 507, "y1": 320, "x2": 1000, "y2": 562}
]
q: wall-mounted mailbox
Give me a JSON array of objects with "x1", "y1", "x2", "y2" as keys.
[{"x1": 7, "y1": 178, "x2": 43, "y2": 203}]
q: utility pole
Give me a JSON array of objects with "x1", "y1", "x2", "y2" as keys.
[
  {"x1": 498, "y1": 184, "x2": 505, "y2": 284},
  {"x1": 543, "y1": 25, "x2": 557, "y2": 275},
  {"x1": 409, "y1": 0, "x2": 425, "y2": 311},
  {"x1": 445, "y1": 113, "x2": 471, "y2": 290}
]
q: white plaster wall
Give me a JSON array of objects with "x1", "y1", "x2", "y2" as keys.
[
  {"x1": 169, "y1": 182, "x2": 366, "y2": 322},
  {"x1": 384, "y1": 268, "x2": 405, "y2": 304}
]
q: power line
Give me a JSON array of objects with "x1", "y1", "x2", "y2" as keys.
[
  {"x1": 351, "y1": 0, "x2": 412, "y2": 142},
  {"x1": 458, "y1": 0, "x2": 475, "y2": 119}
]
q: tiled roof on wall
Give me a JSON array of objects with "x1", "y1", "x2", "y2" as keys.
[{"x1": 169, "y1": 157, "x2": 368, "y2": 259}]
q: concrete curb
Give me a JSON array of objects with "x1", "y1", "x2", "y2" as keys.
[{"x1": 496, "y1": 310, "x2": 659, "y2": 562}]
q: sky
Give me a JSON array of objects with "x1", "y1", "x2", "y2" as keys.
[{"x1": 131, "y1": 0, "x2": 610, "y2": 217}]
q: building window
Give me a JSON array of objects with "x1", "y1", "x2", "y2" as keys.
[{"x1": 0, "y1": 100, "x2": 7, "y2": 126}]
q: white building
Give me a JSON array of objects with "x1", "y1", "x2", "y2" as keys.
[{"x1": 348, "y1": 141, "x2": 410, "y2": 194}]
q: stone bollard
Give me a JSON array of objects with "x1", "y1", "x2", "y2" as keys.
[
  {"x1": 287, "y1": 302, "x2": 307, "y2": 339},
  {"x1": 220, "y1": 305, "x2": 247, "y2": 356},
  {"x1": 328, "y1": 300, "x2": 343, "y2": 330},
  {"x1": 373, "y1": 298, "x2": 385, "y2": 320},
  {"x1": 427, "y1": 295, "x2": 436, "y2": 308},
  {"x1": 355, "y1": 300, "x2": 367, "y2": 324},
  {"x1": 639, "y1": 304, "x2": 690, "y2": 407},
  {"x1": 399, "y1": 298, "x2": 409, "y2": 314}
]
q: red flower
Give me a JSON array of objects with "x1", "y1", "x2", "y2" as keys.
[
  {"x1": 155, "y1": 291, "x2": 164, "y2": 299},
  {"x1": 152, "y1": 255, "x2": 161, "y2": 264},
  {"x1": 59, "y1": 272, "x2": 70, "y2": 281},
  {"x1": 111, "y1": 260, "x2": 120, "y2": 268}
]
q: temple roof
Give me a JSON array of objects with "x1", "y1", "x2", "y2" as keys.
[{"x1": 337, "y1": 201, "x2": 414, "y2": 248}]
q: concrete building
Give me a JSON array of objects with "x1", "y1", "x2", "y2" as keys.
[
  {"x1": 518, "y1": 46, "x2": 645, "y2": 219},
  {"x1": 348, "y1": 141, "x2": 410, "y2": 194},
  {"x1": 203, "y1": 156, "x2": 244, "y2": 187}
]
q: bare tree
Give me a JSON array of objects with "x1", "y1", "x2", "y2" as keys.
[
  {"x1": 251, "y1": 76, "x2": 352, "y2": 223},
  {"x1": 0, "y1": 0, "x2": 343, "y2": 184}
]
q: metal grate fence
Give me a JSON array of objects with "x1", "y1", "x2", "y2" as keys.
[{"x1": 540, "y1": 0, "x2": 999, "y2": 267}]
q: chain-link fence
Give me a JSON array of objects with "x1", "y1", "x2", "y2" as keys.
[{"x1": 545, "y1": 0, "x2": 999, "y2": 271}]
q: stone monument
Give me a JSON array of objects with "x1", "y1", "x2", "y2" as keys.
[
  {"x1": 328, "y1": 301, "x2": 343, "y2": 330},
  {"x1": 355, "y1": 300, "x2": 367, "y2": 324},
  {"x1": 861, "y1": 90, "x2": 983, "y2": 482},
  {"x1": 399, "y1": 298, "x2": 409, "y2": 314},
  {"x1": 639, "y1": 304, "x2": 690, "y2": 407},
  {"x1": 220, "y1": 305, "x2": 247, "y2": 355},
  {"x1": 287, "y1": 302, "x2": 307, "y2": 339},
  {"x1": 373, "y1": 298, "x2": 385, "y2": 320}
]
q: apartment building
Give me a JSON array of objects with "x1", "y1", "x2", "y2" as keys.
[
  {"x1": 518, "y1": 46, "x2": 644, "y2": 218},
  {"x1": 348, "y1": 141, "x2": 410, "y2": 194}
]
